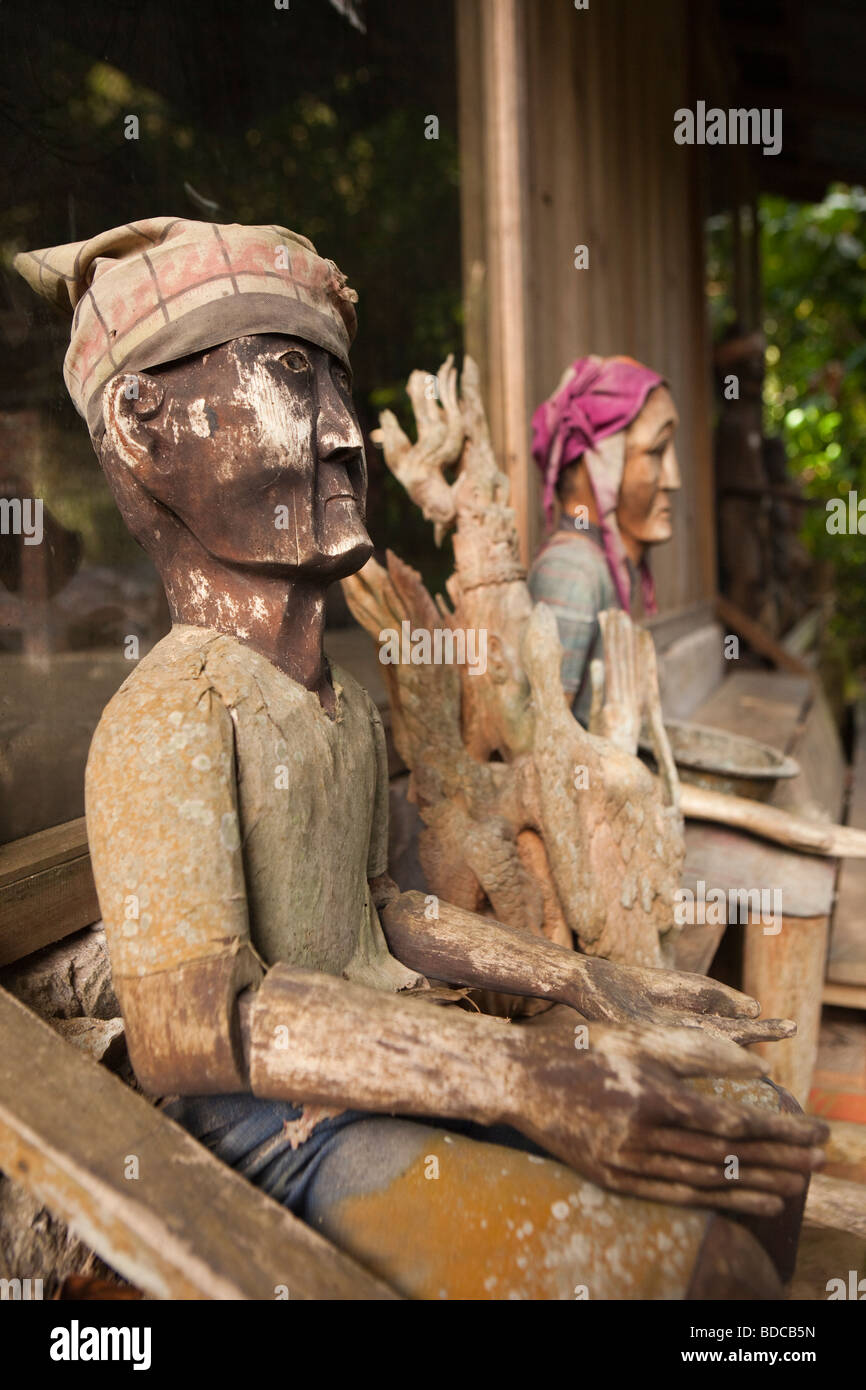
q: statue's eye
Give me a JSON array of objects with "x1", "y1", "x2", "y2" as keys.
[
  {"x1": 280, "y1": 349, "x2": 310, "y2": 373},
  {"x1": 332, "y1": 365, "x2": 351, "y2": 394}
]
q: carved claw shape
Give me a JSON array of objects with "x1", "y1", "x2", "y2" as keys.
[{"x1": 371, "y1": 355, "x2": 466, "y2": 536}]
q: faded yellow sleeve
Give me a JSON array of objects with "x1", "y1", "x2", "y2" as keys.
[
  {"x1": 84, "y1": 649, "x2": 263, "y2": 1093},
  {"x1": 85, "y1": 658, "x2": 256, "y2": 976}
]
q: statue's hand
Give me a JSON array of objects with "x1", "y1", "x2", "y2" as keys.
[
  {"x1": 588, "y1": 609, "x2": 680, "y2": 809},
  {"x1": 588, "y1": 609, "x2": 642, "y2": 753},
  {"x1": 564, "y1": 954, "x2": 798, "y2": 1047},
  {"x1": 509, "y1": 1022, "x2": 826, "y2": 1217}
]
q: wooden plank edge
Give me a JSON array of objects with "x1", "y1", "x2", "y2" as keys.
[
  {"x1": 0, "y1": 987, "x2": 397, "y2": 1301},
  {"x1": 0, "y1": 854, "x2": 100, "y2": 967},
  {"x1": 0, "y1": 817, "x2": 89, "y2": 889},
  {"x1": 822, "y1": 981, "x2": 866, "y2": 1011}
]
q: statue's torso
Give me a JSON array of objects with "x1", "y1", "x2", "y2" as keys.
[
  {"x1": 528, "y1": 526, "x2": 621, "y2": 724},
  {"x1": 86, "y1": 625, "x2": 419, "y2": 993}
]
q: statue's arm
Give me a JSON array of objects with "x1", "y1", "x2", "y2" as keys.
[
  {"x1": 83, "y1": 666, "x2": 522, "y2": 1122},
  {"x1": 85, "y1": 668, "x2": 265, "y2": 1094},
  {"x1": 236, "y1": 964, "x2": 823, "y2": 1219},
  {"x1": 373, "y1": 882, "x2": 800, "y2": 1048}
]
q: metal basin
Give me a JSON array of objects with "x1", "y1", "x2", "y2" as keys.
[{"x1": 638, "y1": 719, "x2": 800, "y2": 802}]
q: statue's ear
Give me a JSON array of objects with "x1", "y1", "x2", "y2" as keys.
[{"x1": 101, "y1": 372, "x2": 166, "y2": 477}]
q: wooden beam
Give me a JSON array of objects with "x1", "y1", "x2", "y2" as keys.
[
  {"x1": 480, "y1": 0, "x2": 534, "y2": 568},
  {"x1": 0, "y1": 986, "x2": 396, "y2": 1300},
  {"x1": 0, "y1": 816, "x2": 89, "y2": 888},
  {"x1": 0, "y1": 818, "x2": 98, "y2": 967},
  {"x1": 456, "y1": 0, "x2": 488, "y2": 393},
  {"x1": 823, "y1": 981, "x2": 866, "y2": 1012}
]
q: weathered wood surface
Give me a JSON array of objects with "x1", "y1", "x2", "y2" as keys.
[
  {"x1": 653, "y1": 620, "x2": 726, "y2": 721},
  {"x1": 0, "y1": 986, "x2": 396, "y2": 1300},
  {"x1": 683, "y1": 823, "x2": 836, "y2": 919},
  {"x1": 690, "y1": 669, "x2": 847, "y2": 1101},
  {"x1": 823, "y1": 981, "x2": 866, "y2": 1011},
  {"x1": 246, "y1": 958, "x2": 826, "y2": 1223},
  {"x1": 774, "y1": 680, "x2": 846, "y2": 825},
  {"x1": 680, "y1": 784, "x2": 866, "y2": 858},
  {"x1": 804, "y1": 1174, "x2": 866, "y2": 1240},
  {"x1": 744, "y1": 915, "x2": 829, "y2": 1107},
  {"x1": 460, "y1": 0, "x2": 714, "y2": 607},
  {"x1": 824, "y1": 1118, "x2": 866, "y2": 1185},
  {"x1": 691, "y1": 669, "x2": 811, "y2": 757},
  {"x1": 0, "y1": 816, "x2": 89, "y2": 887},
  {"x1": 0, "y1": 818, "x2": 98, "y2": 967},
  {"x1": 345, "y1": 359, "x2": 684, "y2": 975}
]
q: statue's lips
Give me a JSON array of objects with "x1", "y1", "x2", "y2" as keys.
[{"x1": 324, "y1": 491, "x2": 357, "y2": 504}]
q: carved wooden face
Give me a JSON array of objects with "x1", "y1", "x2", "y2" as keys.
[
  {"x1": 616, "y1": 385, "x2": 681, "y2": 550},
  {"x1": 115, "y1": 333, "x2": 372, "y2": 582}
]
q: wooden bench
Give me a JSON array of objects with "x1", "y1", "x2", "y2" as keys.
[{"x1": 650, "y1": 607, "x2": 847, "y2": 1105}]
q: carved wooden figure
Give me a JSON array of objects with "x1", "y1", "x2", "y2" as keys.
[
  {"x1": 16, "y1": 220, "x2": 827, "y2": 1300},
  {"x1": 345, "y1": 356, "x2": 684, "y2": 971}
]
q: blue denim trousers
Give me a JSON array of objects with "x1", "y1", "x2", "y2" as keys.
[{"x1": 161, "y1": 1092, "x2": 546, "y2": 1222}]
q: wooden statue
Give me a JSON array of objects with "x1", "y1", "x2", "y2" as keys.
[
  {"x1": 345, "y1": 356, "x2": 684, "y2": 971},
  {"x1": 527, "y1": 355, "x2": 680, "y2": 723},
  {"x1": 15, "y1": 219, "x2": 827, "y2": 1300}
]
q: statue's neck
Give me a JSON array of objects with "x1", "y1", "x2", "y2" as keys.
[
  {"x1": 157, "y1": 529, "x2": 334, "y2": 715},
  {"x1": 618, "y1": 530, "x2": 646, "y2": 570}
]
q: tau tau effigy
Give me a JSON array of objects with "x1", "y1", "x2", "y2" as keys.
[
  {"x1": 527, "y1": 356, "x2": 680, "y2": 726},
  {"x1": 17, "y1": 218, "x2": 827, "y2": 1301}
]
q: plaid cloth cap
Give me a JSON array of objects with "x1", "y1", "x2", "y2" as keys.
[{"x1": 14, "y1": 218, "x2": 358, "y2": 436}]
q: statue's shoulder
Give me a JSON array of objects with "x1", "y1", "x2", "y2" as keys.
[
  {"x1": 529, "y1": 529, "x2": 612, "y2": 603},
  {"x1": 87, "y1": 627, "x2": 232, "y2": 773}
]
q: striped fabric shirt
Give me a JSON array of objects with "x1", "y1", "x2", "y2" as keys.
[{"x1": 528, "y1": 519, "x2": 629, "y2": 725}]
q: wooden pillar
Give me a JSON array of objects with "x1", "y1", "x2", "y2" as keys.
[
  {"x1": 457, "y1": 0, "x2": 535, "y2": 567},
  {"x1": 744, "y1": 914, "x2": 829, "y2": 1107}
]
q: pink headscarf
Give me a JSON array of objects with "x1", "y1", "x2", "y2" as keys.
[{"x1": 531, "y1": 355, "x2": 665, "y2": 615}]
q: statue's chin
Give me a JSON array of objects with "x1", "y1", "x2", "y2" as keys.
[
  {"x1": 317, "y1": 537, "x2": 375, "y2": 582},
  {"x1": 625, "y1": 521, "x2": 673, "y2": 549}
]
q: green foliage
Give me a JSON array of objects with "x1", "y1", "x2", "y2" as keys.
[
  {"x1": 0, "y1": 1, "x2": 463, "y2": 597},
  {"x1": 762, "y1": 188, "x2": 866, "y2": 673},
  {"x1": 708, "y1": 187, "x2": 866, "y2": 675}
]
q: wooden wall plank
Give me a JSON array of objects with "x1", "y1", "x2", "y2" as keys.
[
  {"x1": 0, "y1": 853, "x2": 98, "y2": 967},
  {"x1": 509, "y1": 0, "x2": 715, "y2": 609}
]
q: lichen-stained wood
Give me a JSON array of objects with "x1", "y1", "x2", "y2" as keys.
[
  {"x1": 84, "y1": 623, "x2": 421, "y2": 1090},
  {"x1": 0, "y1": 986, "x2": 397, "y2": 1300},
  {"x1": 343, "y1": 357, "x2": 684, "y2": 976}
]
